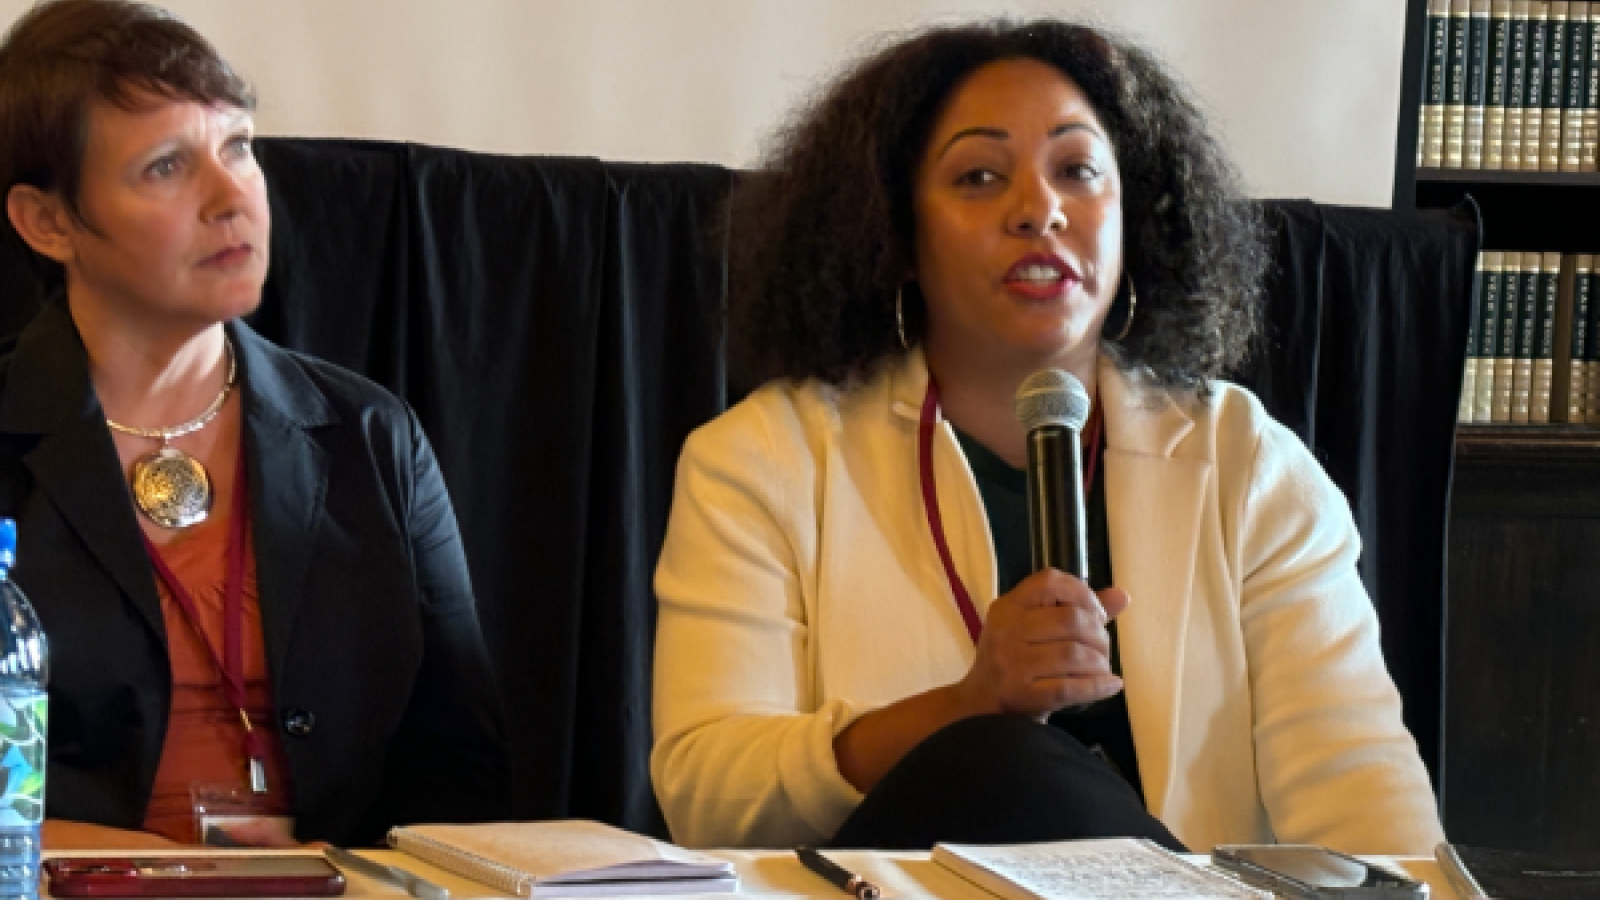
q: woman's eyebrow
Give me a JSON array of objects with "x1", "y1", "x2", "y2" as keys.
[
  {"x1": 217, "y1": 108, "x2": 254, "y2": 133},
  {"x1": 1050, "y1": 122, "x2": 1099, "y2": 139},
  {"x1": 935, "y1": 121, "x2": 1100, "y2": 160},
  {"x1": 936, "y1": 126, "x2": 1007, "y2": 159}
]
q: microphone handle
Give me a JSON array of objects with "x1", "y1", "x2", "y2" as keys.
[{"x1": 1025, "y1": 424, "x2": 1088, "y2": 580}]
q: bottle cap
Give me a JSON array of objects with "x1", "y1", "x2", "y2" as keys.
[{"x1": 0, "y1": 518, "x2": 14, "y2": 570}]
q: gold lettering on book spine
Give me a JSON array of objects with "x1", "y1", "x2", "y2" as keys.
[
  {"x1": 1486, "y1": 1, "x2": 1513, "y2": 167},
  {"x1": 1559, "y1": 2, "x2": 1590, "y2": 169},
  {"x1": 1541, "y1": 3, "x2": 1569, "y2": 170},
  {"x1": 1467, "y1": 0, "x2": 1492, "y2": 166},
  {"x1": 1427, "y1": 0, "x2": 1457, "y2": 166},
  {"x1": 1506, "y1": 1, "x2": 1531, "y2": 168},
  {"x1": 1447, "y1": 0, "x2": 1473, "y2": 167},
  {"x1": 1511, "y1": 252, "x2": 1536, "y2": 423},
  {"x1": 1523, "y1": 2, "x2": 1550, "y2": 170},
  {"x1": 1568, "y1": 255, "x2": 1592, "y2": 422},
  {"x1": 1464, "y1": 254, "x2": 1484, "y2": 422},
  {"x1": 1584, "y1": 10, "x2": 1600, "y2": 169},
  {"x1": 1476, "y1": 252, "x2": 1504, "y2": 422},
  {"x1": 1530, "y1": 252, "x2": 1563, "y2": 424},
  {"x1": 1494, "y1": 251, "x2": 1522, "y2": 423}
]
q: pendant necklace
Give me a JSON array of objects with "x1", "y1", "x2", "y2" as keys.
[{"x1": 104, "y1": 338, "x2": 238, "y2": 530}]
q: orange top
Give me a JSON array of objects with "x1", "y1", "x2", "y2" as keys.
[{"x1": 141, "y1": 517, "x2": 295, "y2": 843}]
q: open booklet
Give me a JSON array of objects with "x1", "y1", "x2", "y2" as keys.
[
  {"x1": 932, "y1": 838, "x2": 1269, "y2": 900},
  {"x1": 386, "y1": 820, "x2": 737, "y2": 897}
]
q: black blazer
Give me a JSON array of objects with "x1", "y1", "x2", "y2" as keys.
[{"x1": 0, "y1": 300, "x2": 511, "y2": 845}]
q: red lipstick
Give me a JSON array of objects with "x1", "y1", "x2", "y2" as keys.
[{"x1": 1002, "y1": 252, "x2": 1081, "y2": 300}]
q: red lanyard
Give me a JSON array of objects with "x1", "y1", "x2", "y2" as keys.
[
  {"x1": 142, "y1": 444, "x2": 268, "y2": 794},
  {"x1": 917, "y1": 377, "x2": 1102, "y2": 643}
]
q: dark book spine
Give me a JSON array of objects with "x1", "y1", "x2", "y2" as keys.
[
  {"x1": 1531, "y1": 251, "x2": 1561, "y2": 422},
  {"x1": 1561, "y1": 2, "x2": 1591, "y2": 168},
  {"x1": 1541, "y1": 2, "x2": 1570, "y2": 169},
  {"x1": 1570, "y1": 254, "x2": 1592, "y2": 421},
  {"x1": 1425, "y1": 0, "x2": 1455, "y2": 166},
  {"x1": 1589, "y1": 263, "x2": 1600, "y2": 422},
  {"x1": 1477, "y1": 251, "x2": 1504, "y2": 420},
  {"x1": 1467, "y1": 1, "x2": 1493, "y2": 165},
  {"x1": 1486, "y1": 1, "x2": 1514, "y2": 166},
  {"x1": 1447, "y1": 0, "x2": 1474, "y2": 166},
  {"x1": 1495, "y1": 251, "x2": 1524, "y2": 421},
  {"x1": 1464, "y1": 254, "x2": 1484, "y2": 421},
  {"x1": 1506, "y1": 1, "x2": 1532, "y2": 167},
  {"x1": 1513, "y1": 253, "x2": 1541, "y2": 421},
  {"x1": 1585, "y1": 7, "x2": 1600, "y2": 168},
  {"x1": 1523, "y1": 2, "x2": 1550, "y2": 169}
]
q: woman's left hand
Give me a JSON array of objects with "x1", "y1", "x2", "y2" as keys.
[
  {"x1": 953, "y1": 570, "x2": 1129, "y2": 721},
  {"x1": 832, "y1": 572, "x2": 1130, "y2": 793}
]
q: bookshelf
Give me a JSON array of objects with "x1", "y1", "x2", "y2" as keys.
[{"x1": 1398, "y1": 0, "x2": 1600, "y2": 856}]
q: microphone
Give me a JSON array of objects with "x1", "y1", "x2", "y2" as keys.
[{"x1": 1013, "y1": 369, "x2": 1093, "y2": 579}]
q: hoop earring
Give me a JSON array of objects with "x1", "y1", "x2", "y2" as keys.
[
  {"x1": 1109, "y1": 278, "x2": 1137, "y2": 342},
  {"x1": 896, "y1": 285, "x2": 910, "y2": 351}
]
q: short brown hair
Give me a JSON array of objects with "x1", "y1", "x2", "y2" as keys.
[{"x1": 0, "y1": 0, "x2": 255, "y2": 281}]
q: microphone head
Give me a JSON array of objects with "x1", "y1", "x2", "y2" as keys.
[{"x1": 1014, "y1": 369, "x2": 1092, "y2": 432}]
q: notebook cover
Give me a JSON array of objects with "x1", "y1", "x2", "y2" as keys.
[{"x1": 1437, "y1": 842, "x2": 1600, "y2": 900}]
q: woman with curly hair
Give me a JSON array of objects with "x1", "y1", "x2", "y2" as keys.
[{"x1": 651, "y1": 19, "x2": 1443, "y2": 853}]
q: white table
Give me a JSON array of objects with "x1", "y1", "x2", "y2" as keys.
[
  {"x1": 45, "y1": 847, "x2": 1459, "y2": 899},
  {"x1": 717, "y1": 850, "x2": 1455, "y2": 900}
]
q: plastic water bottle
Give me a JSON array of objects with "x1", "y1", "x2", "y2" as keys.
[{"x1": 0, "y1": 520, "x2": 46, "y2": 900}]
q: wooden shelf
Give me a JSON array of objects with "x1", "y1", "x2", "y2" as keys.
[
  {"x1": 1416, "y1": 168, "x2": 1600, "y2": 187},
  {"x1": 1399, "y1": 0, "x2": 1600, "y2": 855},
  {"x1": 1456, "y1": 422, "x2": 1600, "y2": 451}
]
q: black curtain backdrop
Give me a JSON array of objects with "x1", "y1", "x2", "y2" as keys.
[
  {"x1": 251, "y1": 142, "x2": 734, "y2": 837},
  {"x1": 1241, "y1": 199, "x2": 1479, "y2": 790},
  {"x1": 0, "y1": 138, "x2": 1473, "y2": 834}
]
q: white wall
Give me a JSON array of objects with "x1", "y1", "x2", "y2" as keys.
[{"x1": 0, "y1": 0, "x2": 1408, "y2": 206}]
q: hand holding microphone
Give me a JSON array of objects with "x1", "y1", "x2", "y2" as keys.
[
  {"x1": 954, "y1": 369, "x2": 1125, "y2": 718},
  {"x1": 960, "y1": 569, "x2": 1126, "y2": 718}
]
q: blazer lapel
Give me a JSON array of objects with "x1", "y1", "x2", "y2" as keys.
[
  {"x1": 230, "y1": 321, "x2": 335, "y2": 678},
  {"x1": 0, "y1": 301, "x2": 165, "y2": 638},
  {"x1": 1099, "y1": 360, "x2": 1211, "y2": 821}
]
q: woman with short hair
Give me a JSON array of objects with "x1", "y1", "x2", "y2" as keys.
[{"x1": 0, "y1": 0, "x2": 509, "y2": 848}]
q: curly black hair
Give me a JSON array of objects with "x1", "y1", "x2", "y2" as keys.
[{"x1": 727, "y1": 18, "x2": 1267, "y2": 392}]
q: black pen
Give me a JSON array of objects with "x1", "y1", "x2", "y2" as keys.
[
  {"x1": 797, "y1": 846, "x2": 882, "y2": 900},
  {"x1": 325, "y1": 847, "x2": 449, "y2": 900}
]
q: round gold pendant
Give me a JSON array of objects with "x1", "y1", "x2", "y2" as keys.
[{"x1": 130, "y1": 446, "x2": 212, "y2": 529}]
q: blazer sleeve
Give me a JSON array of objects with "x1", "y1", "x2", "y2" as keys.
[
  {"x1": 1235, "y1": 417, "x2": 1445, "y2": 855},
  {"x1": 651, "y1": 393, "x2": 865, "y2": 849},
  {"x1": 362, "y1": 403, "x2": 512, "y2": 835}
]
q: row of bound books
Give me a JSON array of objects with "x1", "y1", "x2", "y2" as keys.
[
  {"x1": 1418, "y1": 0, "x2": 1600, "y2": 171},
  {"x1": 1459, "y1": 249, "x2": 1600, "y2": 424}
]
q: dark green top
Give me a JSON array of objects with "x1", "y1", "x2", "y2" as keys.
[{"x1": 952, "y1": 424, "x2": 1145, "y2": 801}]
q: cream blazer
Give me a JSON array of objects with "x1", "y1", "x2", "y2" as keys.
[{"x1": 651, "y1": 350, "x2": 1444, "y2": 853}]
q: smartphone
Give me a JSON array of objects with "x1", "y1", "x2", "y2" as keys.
[
  {"x1": 1211, "y1": 845, "x2": 1427, "y2": 900},
  {"x1": 44, "y1": 855, "x2": 347, "y2": 898}
]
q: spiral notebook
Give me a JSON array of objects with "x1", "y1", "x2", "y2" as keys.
[
  {"x1": 386, "y1": 820, "x2": 737, "y2": 898},
  {"x1": 932, "y1": 838, "x2": 1269, "y2": 900}
]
